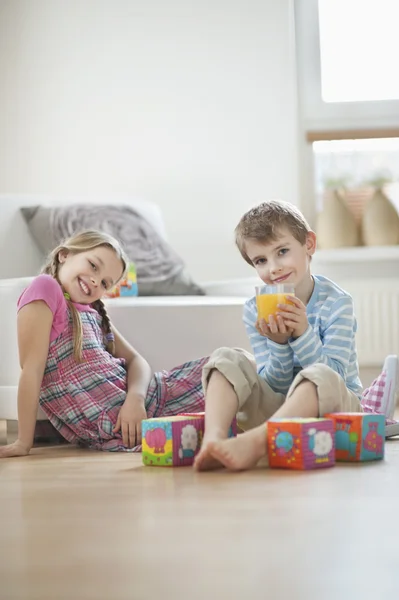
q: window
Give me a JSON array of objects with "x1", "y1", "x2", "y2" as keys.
[
  {"x1": 313, "y1": 138, "x2": 399, "y2": 217},
  {"x1": 295, "y1": 0, "x2": 399, "y2": 224},
  {"x1": 295, "y1": 0, "x2": 399, "y2": 130},
  {"x1": 318, "y1": 0, "x2": 399, "y2": 103}
]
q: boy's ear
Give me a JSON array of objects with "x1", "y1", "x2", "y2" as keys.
[{"x1": 305, "y1": 231, "x2": 317, "y2": 256}]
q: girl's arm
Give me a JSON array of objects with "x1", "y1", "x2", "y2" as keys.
[
  {"x1": 0, "y1": 302, "x2": 52, "y2": 458},
  {"x1": 112, "y1": 325, "x2": 152, "y2": 401},
  {"x1": 111, "y1": 325, "x2": 152, "y2": 448}
]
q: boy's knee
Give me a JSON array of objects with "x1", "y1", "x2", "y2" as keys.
[
  {"x1": 202, "y1": 347, "x2": 257, "y2": 405},
  {"x1": 291, "y1": 362, "x2": 361, "y2": 416},
  {"x1": 208, "y1": 346, "x2": 255, "y2": 368},
  {"x1": 307, "y1": 363, "x2": 339, "y2": 379}
]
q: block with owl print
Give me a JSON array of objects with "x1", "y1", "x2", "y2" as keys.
[
  {"x1": 142, "y1": 413, "x2": 237, "y2": 467},
  {"x1": 178, "y1": 412, "x2": 238, "y2": 439},
  {"x1": 324, "y1": 412, "x2": 385, "y2": 462},
  {"x1": 267, "y1": 418, "x2": 336, "y2": 470},
  {"x1": 142, "y1": 415, "x2": 204, "y2": 467}
]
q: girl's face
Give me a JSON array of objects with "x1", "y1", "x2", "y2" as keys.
[{"x1": 57, "y1": 246, "x2": 124, "y2": 304}]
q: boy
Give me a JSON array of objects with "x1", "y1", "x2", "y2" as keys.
[{"x1": 194, "y1": 200, "x2": 398, "y2": 471}]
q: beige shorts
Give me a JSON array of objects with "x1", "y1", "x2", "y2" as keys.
[{"x1": 202, "y1": 347, "x2": 362, "y2": 431}]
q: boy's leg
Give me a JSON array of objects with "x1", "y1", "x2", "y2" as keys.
[
  {"x1": 207, "y1": 379, "x2": 318, "y2": 471},
  {"x1": 194, "y1": 370, "x2": 240, "y2": 470},
  {"x1": 207, "y1": 363, "x2": 360, "y2": 471},
  {"x1": 194, "y1": 347, "x2": 285, "y2": 471}
]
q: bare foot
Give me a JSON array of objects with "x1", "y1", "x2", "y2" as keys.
[
  {"x1": 206, "y1": 425, "x2": 267, "y2": 471},
  {"x1": 194, "y1": 435, "x2": 227, "y2": 471}
]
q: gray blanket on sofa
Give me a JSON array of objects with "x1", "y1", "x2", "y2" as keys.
[{"x1": 51, "y1": 204, "x2": 184, "y2": 282}]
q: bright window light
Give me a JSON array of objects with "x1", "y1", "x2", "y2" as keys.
[{"x1": 318, "y1": 0, "x2": 399, "y2": 102}]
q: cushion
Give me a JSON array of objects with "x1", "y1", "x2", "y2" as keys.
[{"x1": 21, "y1": 204, "x2": 204, "y2": 296}]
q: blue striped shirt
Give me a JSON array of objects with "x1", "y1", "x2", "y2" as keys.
[{"x1": 243, "y1": 274, "x2": 362, "y2": 399}]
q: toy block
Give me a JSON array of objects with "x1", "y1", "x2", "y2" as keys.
[
  {"x1": 142, "y1": 415, "x2": 204, "y2": 467},
  {"x1": 105, "y1": 262, "x2": 138, "y2": 297},
  {"x1": 325, "y1": 412, "x2": 385, "y2": 461},
  {"x1": 142, "y1": 413, "x2": 237, "y2": 467},
  {"x1": 267, "y1": 418, "x2": 335, "y2": 470},
  {"x1": 178, "y1": 412, "x2": 238, "y2": 438}
]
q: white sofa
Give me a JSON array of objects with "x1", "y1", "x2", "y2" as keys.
[{"x1": 0, "y1": 195, "x2": 252, "y2": 424}]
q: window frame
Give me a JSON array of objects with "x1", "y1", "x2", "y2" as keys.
[{"x1": 295, "y1": 0, "x2": 399, "y2": 133}]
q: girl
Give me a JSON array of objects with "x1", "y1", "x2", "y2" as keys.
[{"x1": 0, "y1": 230, "x2": 207, "y2": 458}]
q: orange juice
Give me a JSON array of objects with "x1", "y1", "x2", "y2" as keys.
[
  {"x1": 256, "y1": 293, "x2": 295, "y2": 321},
  {"x1": 255, "y1": 284, "x2": 295, "y2": 322}
]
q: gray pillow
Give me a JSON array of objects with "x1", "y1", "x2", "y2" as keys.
[{"x1": 21, "y1": 204, "x2": 204, "y2": 296}]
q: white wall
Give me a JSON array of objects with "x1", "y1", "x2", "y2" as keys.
[{"x1": 0, "y1": 0, "x2": 299, "y2": 282}]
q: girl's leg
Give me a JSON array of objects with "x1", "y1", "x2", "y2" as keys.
[
  {"x1": 146, "y1": 356, "x2": 209, "y2": 419},
  {"x1": 207, "y1": 379, "x2": 318, "y2": 471},
  {"x1": 361, "y1": 355, "x2": 399, "y2": 425}
]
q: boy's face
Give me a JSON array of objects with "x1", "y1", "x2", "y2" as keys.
[{"x1": 244, "y1": 227, "x2": 316, "y2": 287}]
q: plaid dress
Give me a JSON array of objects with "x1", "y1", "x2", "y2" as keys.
[{"x1": 38, "y1": 307, "x2": 207, "y2": 451}]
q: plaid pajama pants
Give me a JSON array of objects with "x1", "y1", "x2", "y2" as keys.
[{"x1": 361, "y1": 370, "x2": 396, "y2": 425}]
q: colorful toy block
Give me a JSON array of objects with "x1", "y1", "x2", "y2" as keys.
[
  {"x1": 142, "y1": 413, "x2": 237, "y2": 467},
  {"x1": 325, "y1": 412, "x2": 385, "y2": 462},
  {"x1": 105, "y1": 262, "x2": 138, "y2": 297},
  {"x1": 142, "y1": 415, "x2": 204, "y2": 467},
  {"x1": 178, "y1": 412, "x2": 238, "y2": 438},
  {"x1": 267, "y1": 418, "x2": 335, "y2": 470}
]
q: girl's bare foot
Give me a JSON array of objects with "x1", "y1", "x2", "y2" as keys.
[{"x1": 206, "y1": 424, "x2": 267, "y2": 471}]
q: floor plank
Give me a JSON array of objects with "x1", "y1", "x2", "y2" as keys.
[{"x1": 1, "y1": 441, "x2": 399, "y2": 600}]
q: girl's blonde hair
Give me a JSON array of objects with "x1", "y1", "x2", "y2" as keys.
[{"x1": 42, "y1": 230, "x2": 128, "y2": 362}]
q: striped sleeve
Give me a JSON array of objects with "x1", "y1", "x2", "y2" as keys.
[
  {"x1": 288, "y1": 295, "x2": 357, "y2": 380},
  {"x1": 243, "y1": 300, "x2": 295, "y2": 395}
]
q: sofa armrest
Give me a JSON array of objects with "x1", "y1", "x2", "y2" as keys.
[{"x1": 105, "y1": 296, "x2": 251, "y2": 372}]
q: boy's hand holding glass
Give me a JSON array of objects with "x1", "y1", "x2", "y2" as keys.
[
  {"x1": 276, "y1": 296, "x2": 308, "y2": 338},
  {"x1": 256, "y1": 284, "x2": 295, "y2": 344},
  {"x1": 256, "y1": 314, "x2": 294, "y2": 344}
]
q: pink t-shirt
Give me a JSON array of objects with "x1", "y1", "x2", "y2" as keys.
[{"x1": 17, "y1": 274, "x2": 96, "y2": 343}]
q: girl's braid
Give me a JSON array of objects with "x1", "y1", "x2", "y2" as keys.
[
  {"x1": 92, "y1": 299, "x2": 115, "y2": 356},
  {"x1": 44, "y1": 253, "x2": 83, "y2": 362}
]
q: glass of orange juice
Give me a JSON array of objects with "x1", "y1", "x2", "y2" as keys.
[{"x1": 255, "y1": 284, "x2": 295, "y2": 322}]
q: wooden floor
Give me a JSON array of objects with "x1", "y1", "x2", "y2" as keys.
[{"x1": 1, "y1": 439, "x2": 399, "y2": 600}]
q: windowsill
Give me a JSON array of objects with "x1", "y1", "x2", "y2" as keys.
[{"x1": 314, "y1": 245, "x2": 399, "y2": 263}]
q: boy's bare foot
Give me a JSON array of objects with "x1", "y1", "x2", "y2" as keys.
[
  {"x1": 206, "y1": 425, "x2": 267, "y2": 471},
  {"x1": 194, "y1": 435, "x2": 227, "y2": 471}
]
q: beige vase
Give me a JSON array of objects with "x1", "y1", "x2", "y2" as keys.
[
  {"x1": 316, "y1": 190, "x2": 360, "y2": 249},
  {"x1": 361, "y1": 188, "x2": 399, "y2": 246}
]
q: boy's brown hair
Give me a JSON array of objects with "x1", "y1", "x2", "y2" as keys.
[{"x1": 235, "y1": 200, "x2": 312, "y2": 265}]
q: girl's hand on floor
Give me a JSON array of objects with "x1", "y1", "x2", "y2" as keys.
[
  {"x1": 113, "y1": 397, "x2": 147, "y2": 448},
  {"x1": 0, "y1": 440, "x2": 30, "y2": 458}
]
